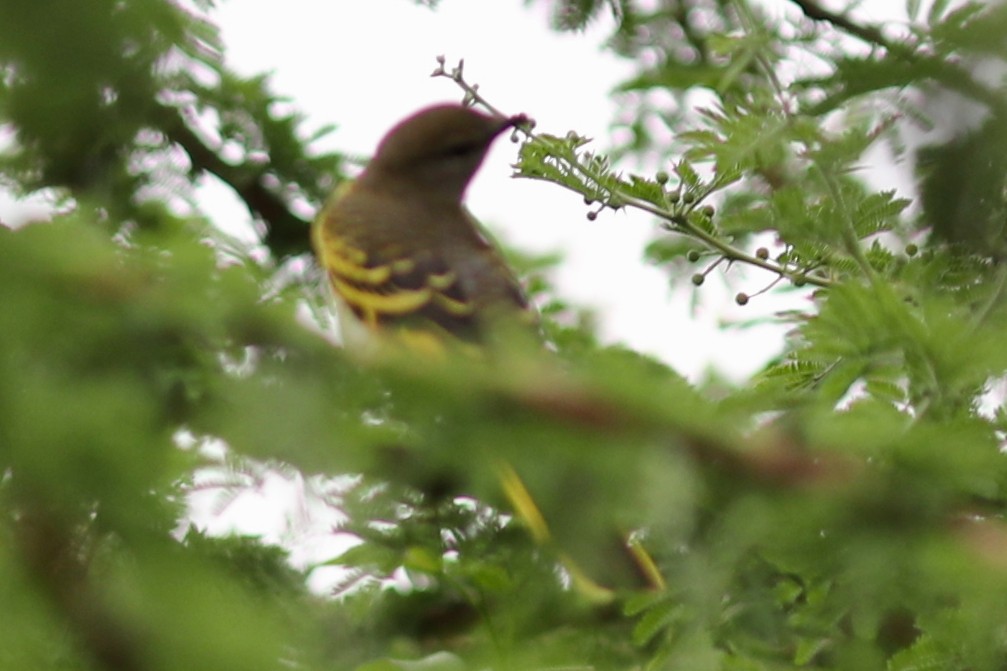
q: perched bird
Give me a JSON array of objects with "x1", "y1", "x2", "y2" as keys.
[
  {"x1": 312, "y1": 104, "x2": 533, "y2": 353},
  {"x1": 312, "y1": 104, "x2": 660, "y2": 599}
]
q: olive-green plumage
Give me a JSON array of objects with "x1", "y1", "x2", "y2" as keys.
[
  {"x1": 313, "y1": 104, "x2": 530, "y2": 348},
  {"x1": 312, "y1": 105, "x2": 659, "y2": 598}
]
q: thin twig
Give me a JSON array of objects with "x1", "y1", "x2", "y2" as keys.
[
  {"x1": 435, "y1": 56, "x2": 833, "y2": 289},
  {"x1": 789, "y1": 0, "x2": 891, "y2": 49}
]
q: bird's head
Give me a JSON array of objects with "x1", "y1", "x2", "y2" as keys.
[{"x1": 366, "y1": 104, "x2": 527, "y2": 201}]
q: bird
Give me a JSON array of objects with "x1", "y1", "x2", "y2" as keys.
[
  {"x1": 312, "y1": 103, "x2": 534, "y2": 355},
  {"x1": 312, "y1": 104, "x2": 661, "y2": 600}
]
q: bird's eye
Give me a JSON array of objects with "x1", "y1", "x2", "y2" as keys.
[{"x1": 440, "y1": 141, "x2": 478, "y2": 158}]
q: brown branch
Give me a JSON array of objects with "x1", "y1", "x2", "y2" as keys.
[
  {"x1": 153, "y1": 104, "x2": 312, "y2": 259},
  {"x1": 497, "y1": 370, "x2": 858, "y2": 489},
  {"x1": 15, "y1": 508, "x2": 149, "y2": 671}
]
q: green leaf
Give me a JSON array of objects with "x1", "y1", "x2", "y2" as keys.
[{"x1": 631, "y1": 596, "x2": 685, "y2": 646}]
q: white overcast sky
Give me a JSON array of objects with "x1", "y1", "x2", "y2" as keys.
[{"x1": 208, "y1": 0, "x2": 917, "y2": 381}]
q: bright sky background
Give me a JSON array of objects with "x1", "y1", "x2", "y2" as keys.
[{"x1": 207, "y1": 0, "x2": 909, "y2": 382}]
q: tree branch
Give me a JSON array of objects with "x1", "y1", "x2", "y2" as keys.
[
  {"x1": 789, "y1": 0, "x2": 1007, "y2": 117},
  {"x1": 15, "y1": 509, "x2": 148, "y2": 671},
  {"x1": 789, "y1": 0, "x2": 892, "y2": 49},
  {"x1": 154, "y1": 104, "x2": 312, "y2": 259}
]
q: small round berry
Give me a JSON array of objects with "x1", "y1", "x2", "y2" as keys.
[
  {"x1": 691, "y1": 273, "x2": 705, "y2": 286},
  {"x1": 687, "y1": 250, "x2": 701, "y2": 263},
  {"x1": 682, "y1": 192, "x2": 696, "y2": 204},
  {"x1": 701, "y1": 205, "x2": 715, "y2": 217},
  {"x1": 587, "y1": 211, "x2": 598, "y2": 221},
  {"x1": 655, "y1": 170, "x2": 669, "y2": 185},
  {"x1": 756, "y1": 247, "x2": 769, "y2": 260},
  {"x1": 735, "y1": 292, "x2": 749, "y2": 306},
  {"x1": 905, "y1": 243, "x2": 918, "y2": 257}
]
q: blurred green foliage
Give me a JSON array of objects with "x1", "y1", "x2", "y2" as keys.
[{"x1": 5, "y1": 0, "x2": 1007, "y2": 670}]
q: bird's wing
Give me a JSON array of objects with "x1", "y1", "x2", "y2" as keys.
[{"x1": 313, "y1": 203, "x2": 530, "y2": 344}]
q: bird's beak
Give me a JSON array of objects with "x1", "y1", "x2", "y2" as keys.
[
  {"x1": 491, "y1": 113, "x2": 531, "y2": 138},
  {"x1": 499, "y1": 113, "x2": 531, "y2": 136},
  {"x1": 507, "y1": 113, "x2": 530, "y2": 127}
]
